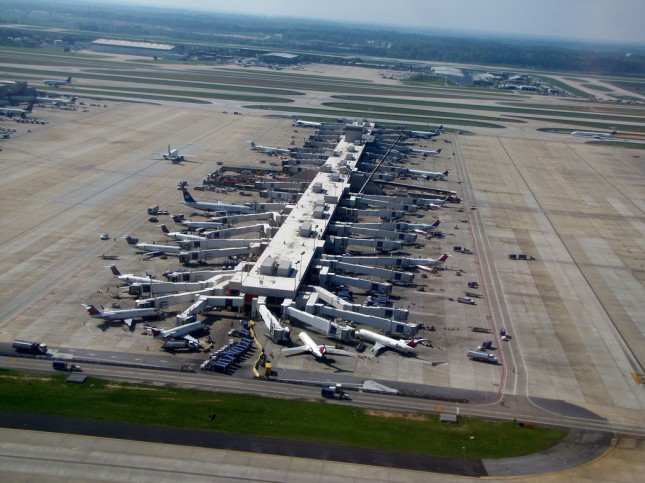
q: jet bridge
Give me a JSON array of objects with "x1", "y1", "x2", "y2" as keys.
[
  {"x1": 310, "y1": 286, "x2": 408, "y2": 321},
  {"x1": 349, "y1": 221, "x2": 440, "y2": 231},
  {"x1": 317, "y1": 266, "x2": 392, "y2": 294},
  {"x1": 179, "y1": 238, "x2": 268, "y2": 251},
  {"x1": 179, "y1": 244, "x2": 264, "y2": 264},
  {"x1": 329, "y1": 254, "x2": 447, "y2": 267},
  {"x1": 205, "y1": 224, "x2": 271, "y2": 239},
  {"x1": 342, "y1": 195, "x2": 418, "y2": 213},
  {"x1": 255, "y1": 296, "x2": 290, "y2": 343},
  {"x1": 210, "y1": 212, "x2": 282, "y2": 225},
  {"x1": 328, "y1": 224, "x2": 417, "y2": 243},
  {"x1": 326, "y1": 236, "x2": 402, "y2": 254},
  {"x1": 336, "y1": 207, "x2": 404, "y2": 221},
  {"x1": 317, "y1": 305, "x2": 418, "y2": 336},
  {"x1": 283, "y1": 305, "x2": 354, "y2": 342},
  {"x1": 314, "y1": 259, "x2": 415, "y2": 283}
]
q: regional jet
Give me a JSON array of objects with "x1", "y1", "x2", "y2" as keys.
[
  {"x1": 35, "y1": 96, "x2": 77, "y2": 106},
  {"x1": 107, "y1": 264, "x2": 162, "y2": 284},
  {"x1": 411, "y1": 147, "x2": 442, "y2": 157},
  {"x1": 281, "y1": 331, "x2": 352, "y2": 359},
  {"x1": 408, "y1": 125, "x2": 443, "y2": 139},
  {"x1": 571, "y1": 130, "x2": 617, "y2": 139},
  {"x1": 43, "y1": 76, "x2": 72, "y2": 87},
  {"x1": 424, "y1": 169, "x2": 451, "y2": 181},
  {"x1": 0, "y1": 102, "x2": 34, "y2": 118},
  {"x1": 163, "y1": 145, "x2": 185, "y2": 162},
  {"x1": 248, "y1": 141, "x2": 291, "y2": 155},
  {"x1": 82, "y1": 304, "x2": 160, "y2": 328},
  {"x1": 293, "y1": 118, "x2": 322, "y2": 128},
  {"x1": 147, "y1": 321, "x2": 206, "y2": 344},
  {"x1": 354, "y1": 329, "x2": 426, "y2": 355},
  {"x1": 181, "y1": 189, "x2": 255, "y2": 214},
  {"x1": 124, "y1": 235, "x2": 182, "y2": 256},
  {"x1": 159, "y1": 224, "x2": 206, "y2": 241},
  {"x1": 172, "y1": 215, "x2": 225, "y2": 230},
  {"x1": 415, "y1": 253, "x2": 450, "y2": 269}
]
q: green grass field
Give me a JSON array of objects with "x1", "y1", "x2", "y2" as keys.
[{"x1": 0, "y1": 369, "x2": 566, "y2": 459}]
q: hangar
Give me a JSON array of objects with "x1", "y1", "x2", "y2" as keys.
[{"x1": 90, "y1": 39, "x2": 186, "y2": 59}]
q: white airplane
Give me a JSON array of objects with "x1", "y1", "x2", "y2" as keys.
[
  {"x1": 124, "y1": 235, "x2": 182, "y2": 256},
  {"x1": 107, "y1": 264, "x2": 162, "y2": 284},
  {"x1": 0, "y1": 102, "x2": 34, "y2": 118},
  {"x1": 411, "y1": 147, "x2": 442, "y2": 157},
  {"x1": 281, "y1": 332, "x2": 352, "y2": 359},
  {"x1": 35, "y1": 96, "x2": 77, "y2": 106},
  {"x1": 147, "y1": 321, "x2": 206, "y2": 344},
  {"x1": 43, "y1": 75, "x2": 72, "y2": 87},
  {"x1": 182, "y1": 189, "x2": 254, "y2": 214},
  {"x1": 162, "y1": 145, "x2": 185, "y2": 162},
  {"x1": 424, "y1": 169, "x2": 451, "y2": 181},
  {"x1": 571, "y1": 129, "x2": 617, "y2": 139},
  {"x1": 408, "y1": 125, "x2": 443, "y2": 139},
  {"x1": 355, "y1": 329, "x2": 426, "y2": 355},
  {"x1": 293, "y1": 118, "x2": 322, "y2": 128},
  {"x1": 82, "y1": 304, "x2": 160, "y2": 328},
  {"x1": 159, "y1": 224, "x2": 205, "y2": 241},
  {"x1": 248, "y1": 141, "x2": 291, "y2": 155},
  {"x1": 415, "y1": 253, "x2": 450, "y2": 271},
  {"x1": 172, "y1": 215, "x2": 225, "y2": 230}
]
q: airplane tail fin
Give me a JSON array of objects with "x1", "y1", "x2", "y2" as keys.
[
  {"x1": 172, "y1": 215, "x2": 185, "y2": 224},
  {"x1": 82, "y1": 304, "x2": 101, "y2": 316},
  {"x1": 437, "y1": 148, "x2": 442, "y2": 154},
  {"x1": 25, "y1": 102, "x2": 34, "y2": 113},
  {"x1": 407, "y1": 338, "x2": 426, "y2": 348},
  {"x1": 124, "y1": 235, "x2": 139, "y2": 245},
  {"x1": 108, "y1": 265, "x2": 121, "y2": 276},
  {"x1": 438, "y1": 253, "x2": 450, "y2": 263},
  {"x1": 160, "y1": 224, "x2": 170, "y2": 234},
  {"x1": 437, "y1": 125, "x2": 444, "y2": 132},
  {"x1": 66, "y1": 76, "x2": 72, "y2": 83},
  {"x1": 431, "y1": 219, "x2": 441, "y2": 228},
  {"x1": 611, "y1": 130, "x2": 618, "y2": 135},
  {"x1": 443, "y1": 170, "x2": 450, "y2": 176},
  {"x1": 70, "y1": 97, "x2": 78, "y2": 104},
  {"x1": 182, "y1": 190, "x2": 196, "y2": 203}
]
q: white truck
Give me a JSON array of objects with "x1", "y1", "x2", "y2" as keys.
[
  {"x1": 12, "y1": 339, "x2": 48, "y2": 354},
  {"x1": 467, "y1": 350, "x2": 498, "y2": 364}
]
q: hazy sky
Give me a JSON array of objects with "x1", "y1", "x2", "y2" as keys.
[{"x1": 99, "y1": 0, "x2": 645, "y2": 44}]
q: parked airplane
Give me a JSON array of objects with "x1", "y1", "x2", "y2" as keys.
[
  {"x1": 181, "y1": 189, "x2": 254, "y2": 214},
  {"x1": 248, "y1": 141, "x2": 291, "y2": 155},
  {"x1": 43, "y1": 76, "x2": 72, "y2": 87},
  {"x1": 415, "y1": 253, "x2": 450, "y2": 271},
  {"x1": 159, "y1": 224, "x2": 205, "y2": 241},
  {"x1": 282, "y1": 331, "x2": 352, "y2": 359},
  {"x1": 163, "y1": 145, "x2": 185, "y2": 162},
  {"x1": 571, "y1": 129, "x2": 617, "y2": 139},
  {"x1": 354, "y1": 329, "x2": 426, "y2": 355},
  {"x1": 0, "y1": 102, "x2": 34, "y2": 118},
  {"x1": 172, "y1": 215, "x2": 225, "y2": 230},
  {"x1": 411, "y1": 147, "x2": 442, "y2": 157},
  {"x1": 408, "y1": 125, "x2": 443, "y2": 139},
  {"x1": 293, "y1": 118, "x2": 322, "y2": 128},
  {"x1": 124, "y1": 235, "x2": 182, "y2": 256},
  {"x1": 147, "y1": 321, "x2": 206, "y2": 343},
  {"x1": 424, "y1": 169, "x2": 451, "y2": 181},
  {"x1": 107, "y1": 264, "x2": 162, "y2": 284},
  {"x1": 82, "y1": 304, "x2": 160, "y2": 328},
  {"x1": 35, "y1": 96, "x2": 77, "y2": 106}
]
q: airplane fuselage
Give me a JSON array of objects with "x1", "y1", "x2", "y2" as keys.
[
  {"x1": 355, "y1": 329, "x2": 416, "y2": 353},
  {"x1": 153, "y1": 321, "x2": 205, "y2": 339}
]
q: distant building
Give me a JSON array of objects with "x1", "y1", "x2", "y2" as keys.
[
  {"x1": 90, "y1": 39, "x2": 185, "y2": 59},
  {"x1": 259, "y1": 52, "x2": 300, "y2": 65}
]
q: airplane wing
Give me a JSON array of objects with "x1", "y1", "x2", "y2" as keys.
[
  {"x1": 371, "y1": 342, "x2": 386, "y2": 353},
  {"x1": 322, "y1": 347, "x2": 353, "y2": 357},
  {"x1": 281, "y1": 345, "x2": 307, "y2": 356},
  {"x1": 182, "y1": 334, "x2": 199, "y2": 344},
  {"x1": 123, "y1": 318, "x2": 134, "y2": 327}
]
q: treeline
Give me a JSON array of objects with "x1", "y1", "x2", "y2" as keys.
[{"x1": 0, "y1": 0, "x2": 643, "y2": 76}]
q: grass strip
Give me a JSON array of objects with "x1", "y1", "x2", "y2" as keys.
[{"x1": 0, "y1": 369, "x2": 565, "y2": 459}]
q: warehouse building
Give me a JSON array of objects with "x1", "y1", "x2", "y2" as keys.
[{"x1": 258, "y1": 52, "x2": 300, "y2": 65}]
